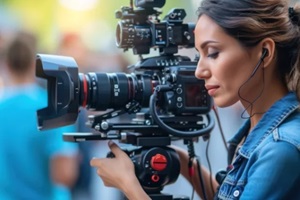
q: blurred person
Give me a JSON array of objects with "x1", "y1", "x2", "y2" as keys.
[
  {"x1": 0, "y1": 32, "x2": 6, "y2": 98},
  {"x1": 0, "y1": 31, "x2": 79, "y2": 200},
  {"x1": 0, "y1": 76, "x2": 3, "y2": 98},
  {"x1": 56, "y1": 32, "x2": 89, "y2": 71},
  {"x1": 56, "y1": 32, "x2": 130, "y2": 73},
  {"x1": 90, "y1": 0, "x2": 300, "y2": 199}
]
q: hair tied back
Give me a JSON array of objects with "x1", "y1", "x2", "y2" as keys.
[{"x1": 289, "y1": 7, "x2": 299, "y2": 25}]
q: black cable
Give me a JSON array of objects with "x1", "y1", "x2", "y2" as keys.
[
  {"x1": 149, "y1": 87, "x2": 215, "y2": 138},
  {"x1": 238, "y1": 60, "x2": 266, "y2": 119},
  {"x1": 212, "y1": 106, "x2": 229, "y2": 153},
  {"x1": 205, "y1": 134, "x2": 215, "y2": 196},
  {"x1": 204, "y1": 106, "x2": 229, "y2": 196},
  {"x1": 187, "y1": 140, "x2": 208, "y2": 200},
  {"x1": 188, "y1": 148, "x2": 195, "y2": 200},
  {"x1": 195, "y1": 157, "x2": 208, "y2": 200}
]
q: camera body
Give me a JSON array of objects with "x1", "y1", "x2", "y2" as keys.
[
  {"x1": 160, "y1": 64, "x2": 210, "y2": 114},
  {"x1": 115, "y1": 0, "x2": 194, "y2": 55}
]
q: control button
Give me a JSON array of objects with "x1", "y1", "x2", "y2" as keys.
[
  {"x1": 151, "y1": 174, "x2": 160, "y2": 183},
  {"x1": 177, "y1": 97, "x2": 182, "y2": 102},
  {"x1": 176, "y1": 88, "x2": 183, "y2": 94},
  {"x1": 176, "y1": 102, "x2": 183, "y2": 108},
  {"x1": 150, "y1": 154, "x2": 167, "y2": 171}
]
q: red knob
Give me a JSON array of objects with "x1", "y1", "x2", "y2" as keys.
[{"x1": 150, "y1": 154, "x2": 167, "y2": 171}]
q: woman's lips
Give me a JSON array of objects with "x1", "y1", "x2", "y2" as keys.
[{"x1": 205, "y1": 85, "x2": 220, "y2": 96}]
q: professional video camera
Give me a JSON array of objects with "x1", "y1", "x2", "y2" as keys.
[{"x1": 36, "y1": 0, "x2": 214, "y2": 199}]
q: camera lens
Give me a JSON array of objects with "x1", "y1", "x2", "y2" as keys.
[
  {"x1": 79, "y1": 73, "x2": 132, "y2": 110},
  {"x1": 116, "y1": 21, "x2": 152, "y2": 53},
  {"x1": 116, "y1": 21, "x2": 124, "y2": 47},
  {"x1": 79, "y1": 72, "x2": 154, "y2": 111},
  {"x1": 116, "y1": 21, "x2": 136, "y2": 48}
]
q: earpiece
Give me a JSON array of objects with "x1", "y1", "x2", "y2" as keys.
[
  {"x1": 250, "y1": 48, "x2": 268, "y2": 77},
  {"x1": 261, "y1": 48, "x2": 268, "y2": 60}
]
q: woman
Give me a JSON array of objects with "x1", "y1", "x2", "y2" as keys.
[{"x1": 90, "y1": 0, "x2": 300, "y2": 199}]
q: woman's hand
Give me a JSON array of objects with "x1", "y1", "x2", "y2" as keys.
[
  {"x1": 90, "y1": 141, "x2": 151, "y2": 200},
  {"x1": 90, "y1": 140, "x2": 136, "y2": 189}
]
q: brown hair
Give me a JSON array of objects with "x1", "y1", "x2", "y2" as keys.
[
  {"x1": 197, "y1": 0, "x2": 300, "y2": 100},
  {"x1": 5, "y1": 31, "x2": 36, "y2": 76}
]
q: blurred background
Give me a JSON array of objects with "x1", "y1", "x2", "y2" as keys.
[
  {"x1": 0, "y1": 0, "x2": 197, "y2": 63},
  {"x1": 0, "y1": 0, "x2": 299, "y2": 200}
]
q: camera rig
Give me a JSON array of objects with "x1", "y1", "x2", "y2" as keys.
[{"x1": 36, "y1": 0, "x2": 215, "y2": 199}]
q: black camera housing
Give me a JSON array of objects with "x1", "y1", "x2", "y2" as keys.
[
  {"x1": 161, "y1": 65, "x2": 210, "y2": 114},
  {"x1": 115, "y1": 0, "x2": 194, "y2": 55},
  {"x1": 134, "y1": 0, "x2": 166, "y2": 8}
]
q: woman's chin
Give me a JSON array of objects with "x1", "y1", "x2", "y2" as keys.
[{"x1": 213, "y1": 97, "x2": 238, "y2": 108}]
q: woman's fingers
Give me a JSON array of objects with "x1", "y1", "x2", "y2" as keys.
[
  {"x1": 89, "y1": 141, "x2": 137, "y2": 191},
  {"x1": 108, "y1": 140, "x2": 127, "y2": 158},
  {"x1": 90, "y1": 157, "x2": 102, "y2": 167}
]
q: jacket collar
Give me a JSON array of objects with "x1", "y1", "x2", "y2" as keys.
[{"x1": 228, "y1": 92, "x2": 299, "y2": 159}]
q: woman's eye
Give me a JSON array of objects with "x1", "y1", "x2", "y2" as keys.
[{"x1": 207, "y1": 52, "x2": 219, "y2": 59}]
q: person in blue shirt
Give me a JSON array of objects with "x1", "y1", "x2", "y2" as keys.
[
  {"x1": 90, "y1": 0, "x2": 300, "y2": 199},
  {"x1": 0, "y1": 31, "x2": 79, "y2": 200}
]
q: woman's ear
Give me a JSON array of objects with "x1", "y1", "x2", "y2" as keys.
[{"x1": 260, "y1": 38, "x2": 275, "y2": 68}]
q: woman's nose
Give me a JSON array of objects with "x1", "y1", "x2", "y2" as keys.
[{"x1": 195, "y1": 61, "x2": 210, "y2": 79}]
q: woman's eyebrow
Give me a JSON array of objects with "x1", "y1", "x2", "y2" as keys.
[{"x1": 200, "y1": 40, "x2": 219, "y2": 49}]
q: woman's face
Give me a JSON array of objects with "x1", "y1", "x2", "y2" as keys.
[{"x1": 195, "y1": 15, "x2": 262, "y2": 107}]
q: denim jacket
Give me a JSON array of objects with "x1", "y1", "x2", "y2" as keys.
[{"x1": 216, "y1": 92, "x2": 300, "y2": 200}]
